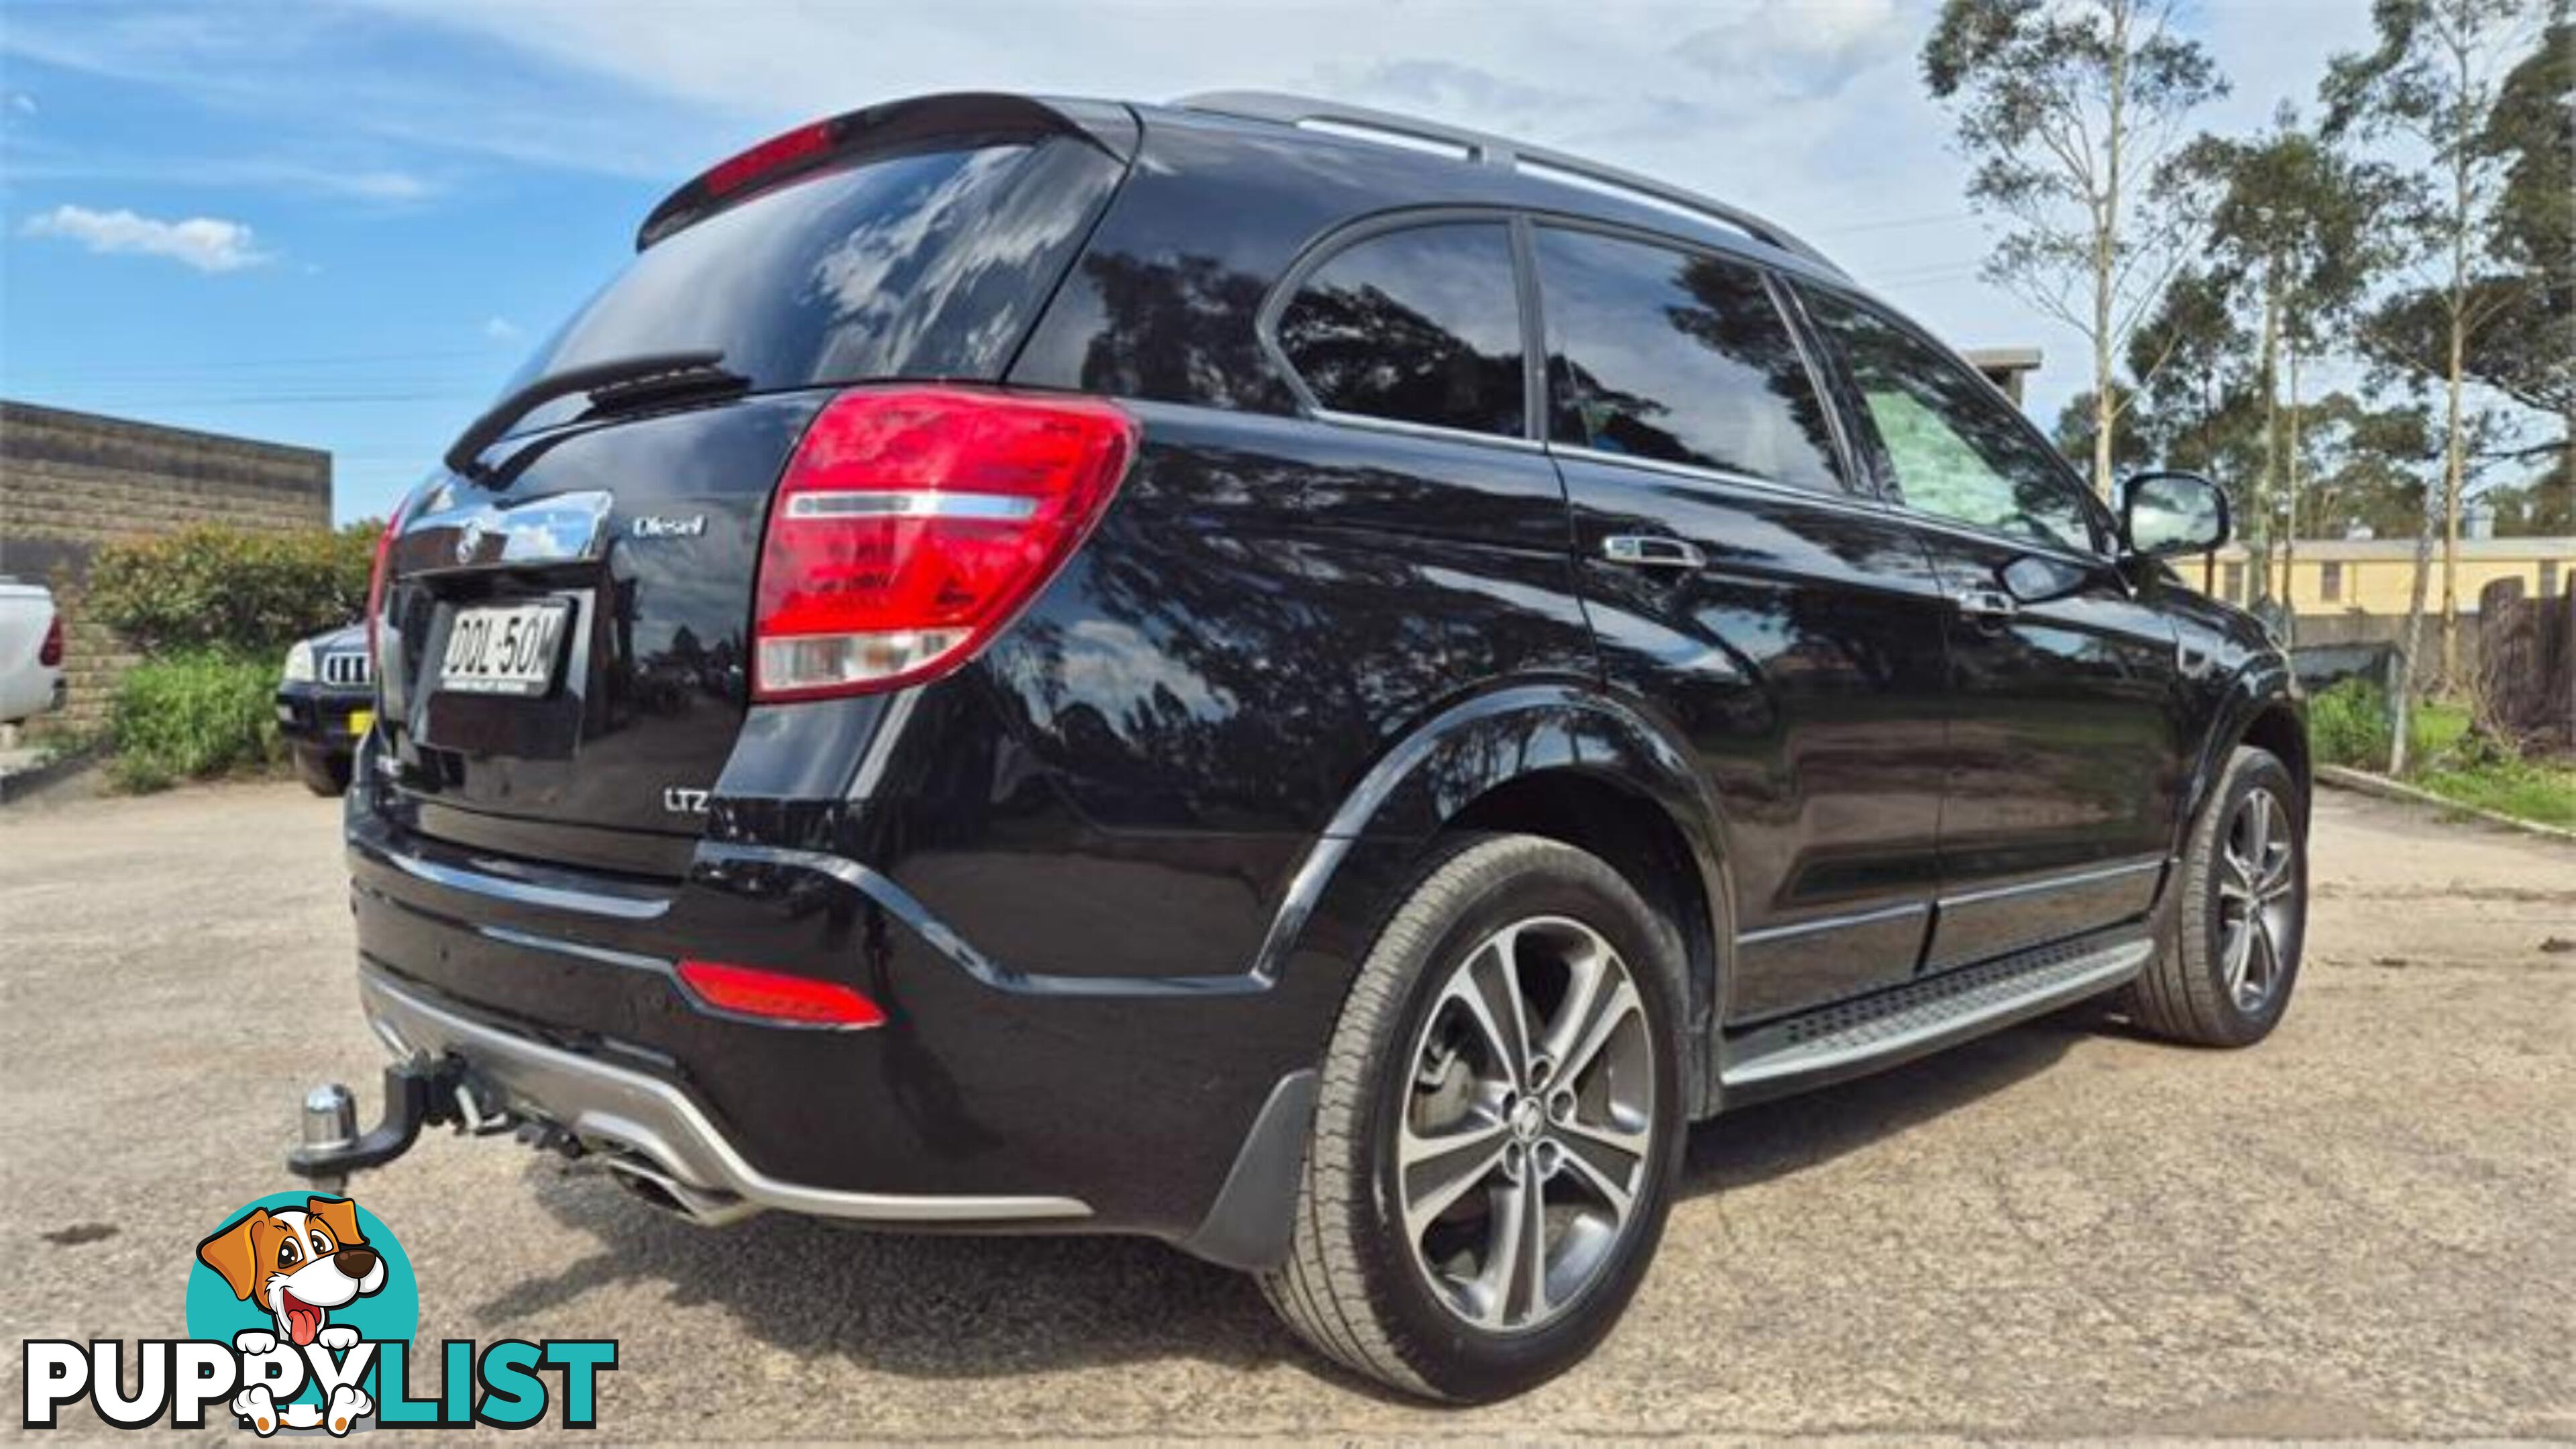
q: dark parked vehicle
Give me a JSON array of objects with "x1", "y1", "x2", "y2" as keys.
[
  {"x1": 276, "y1": 623, "x2": 373, "y2": 796},
  {"x1": 295, "y1": 92, "x2": 2308, "y2": 1401}
]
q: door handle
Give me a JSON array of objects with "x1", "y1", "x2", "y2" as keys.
[
  {"x1": 1600, "y1": 535, "x2": 1706, "y2": 570},
  {"x1": 1953, "y1": 587, "x2": 2020, "y2": 622}
]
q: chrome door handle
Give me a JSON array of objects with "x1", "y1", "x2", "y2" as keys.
[
  {"x1": 1601, "y1": 535, "x2": 1706, "y2": 569},
  {"x1": 1953, "y1": 587, "x2": 2019, "y2": 621}
]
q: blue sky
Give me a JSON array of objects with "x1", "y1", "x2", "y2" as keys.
[{"x1": 3, "y1": 0, "x2": 2376, "y2": 524}]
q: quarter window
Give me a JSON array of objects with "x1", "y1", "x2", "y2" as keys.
[
  {"x1": 1534, "y1": 227, "x2": 1843, "y2": 491},
  {"x1": 1275, "y1": 223, "x2": 1527, "y2": 438},
  {"x1": 1801, "y1": 288, "x2": 2098, "y2": 553}
]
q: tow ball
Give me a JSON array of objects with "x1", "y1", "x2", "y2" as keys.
[{"x1": 286, "y1": 1056, "x2": 512, "y2": 1194}]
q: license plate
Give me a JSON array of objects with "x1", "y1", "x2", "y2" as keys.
[
  {"x1": 438, "y1": 602, "x2": 568, "y2": 698},
  {"x1": 347, "y1": 708, "x2": 374, "y2": 737}
]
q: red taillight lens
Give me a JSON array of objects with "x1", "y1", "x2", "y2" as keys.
[
  {"x1": 752, "y1": 386, "x2": 1137, "y2": 702},
  {"x1": 38, "y1": 613, "x2": 63, "y2": 667},
  {"x1": 364, "y1": 495, "x2": 411, "y2": 672},
  {"x1": 676, "y1": 960, "x2": 886, "y2": 1028}
]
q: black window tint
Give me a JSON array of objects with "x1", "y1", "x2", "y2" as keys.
[
  {"x1": 1535, "y1": 228, "x2": 1842, "y2": 491},
  {"x1": 1802, "y1": 288, "x2": 2097, "y2": 553},
  {"x1": 502, "y1": 138, "x2": 1120, "y2": 432},
  {"x1": 1275, "y1": 223, "x2": 1526, "y2": 437}
]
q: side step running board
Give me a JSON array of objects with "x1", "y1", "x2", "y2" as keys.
[{"x1": 1719, "y1": 931, "x2": 2154, "y2": 1106}]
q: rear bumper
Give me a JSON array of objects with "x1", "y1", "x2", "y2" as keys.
[
  {"x1": 341, "y1": 780, "x2": 1377, "y2": 1250},
  {"x1": 357, "y1": 964, "x2": 1091, "y2": 1225}
]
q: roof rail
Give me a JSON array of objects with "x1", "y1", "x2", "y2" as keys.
[{"x1": 1171, "y1": 90, "x2": 1842, "y2": 274}]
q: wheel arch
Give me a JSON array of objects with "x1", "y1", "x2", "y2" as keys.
[
  {"x1": 1254, "y1": 681, "x2": 1732, "y2": 1112},
  {"x1": 2179, "y1": 657, "x2": 2311, "y2": 851}
]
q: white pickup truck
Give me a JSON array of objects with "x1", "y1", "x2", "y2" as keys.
[{"x1": 0, "y1": 580, "x2": 66, "y2": 725}]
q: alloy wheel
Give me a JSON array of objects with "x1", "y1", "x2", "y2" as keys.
[
  {"x1": 1396, "y1": 915, "x2": 1655, "y2": 1333},
  {"x1": 2216, "y1": 786, "x2": 2298, "y2": 1013}
]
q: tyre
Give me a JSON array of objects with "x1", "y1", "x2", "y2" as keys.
[
  {"x1": 2125, "y1": 746, "x2": 2306, "y2": 1046},
  {"x1": 1260, "y1": 833, "x2": 1686, "y2": 1402},
  {"x1": 294, "y1": 746, "x2": 351, "y2": 798}
]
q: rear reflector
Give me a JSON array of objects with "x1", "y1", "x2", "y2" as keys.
[
  {"x1": 676, "y1": 960, "x2": 886, "y2": 1028},
  {"x1": 751, "y1": 386, "x2": 1137, "y2": 702}
]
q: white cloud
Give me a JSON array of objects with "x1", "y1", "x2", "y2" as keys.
[
  {"x1": 21, "y1": 203, "x2": 272, "y2": 272},
  {"x1": 8, "y1": 91, "x2": 35, "y2": 115},
  {"x1": 482, "y1": 315, "x2": 522, "y2": 340}
]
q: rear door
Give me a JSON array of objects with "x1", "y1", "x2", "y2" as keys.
[
  {"x1": 1795, "y1": 285, "x2": 2185, "y2": 971},
  {"x1": 374, "y1": 125, "x2": 1130, "y2": 873},
  {"x1": 1535, "y1": 224, "x2": 1951, "y2": 1022}
]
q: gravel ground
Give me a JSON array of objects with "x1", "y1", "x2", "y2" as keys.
[{"x1": 3, "y1": 781, "x2": 2570, "y2": 1441}]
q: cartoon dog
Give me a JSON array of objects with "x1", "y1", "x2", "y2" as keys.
[{"x1": 195, "y1": 1196, "x2": 384, "y2": 1436}]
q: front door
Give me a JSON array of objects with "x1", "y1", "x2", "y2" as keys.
[
  {"x1": 1797, "y1": 285, "x2": 2186, "y2": 971},
  {"x1": 1535, "y1": 224, "x2": 1949, "y2": 1020}
]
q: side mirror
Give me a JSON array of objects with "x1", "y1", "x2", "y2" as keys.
[{"x1": 2121, "y1": 470, "x2": 2230, "y2": 558}]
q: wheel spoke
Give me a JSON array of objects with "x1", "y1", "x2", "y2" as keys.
[
  {"x1": 2245, "y1": 915, "x2": 2278, "y2": 1003},
  {"x1": 1399, "y1": 1123, "x2": 1508, "y2": 1236},
  {"x1": 2241, "y1": 792, "x2": 2272, "y2": 870},
  {"x1": 2221, "y1": 918, "x2": 2255, "y2": 998},
  {"x1": 1555, "y1": 1132, "x2": 1638, "y2": 1227},
  {"x1": 1442, "y1": 947, "x2": 1529, "y2": 1092},
  {"x1": 2219, "y1": 849, "x2": 2256, "y2": 902},
  {"x1": 1538, "y1": 945, "x2": 1613, "y2": 1069},
  {"x1": 1556, "y1": 1110, "x2": 1650, "y2": 1164},
  {"x1": 1508, "y1": 1169, "x2": 1550, "y2": 1323},
  {"x1": 1558, "y1": 979, "x2": 1642, "y2": 1089}
]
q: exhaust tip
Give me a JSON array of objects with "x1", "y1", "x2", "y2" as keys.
[{"x1": 596, "y1": 1152, "x2": 763, "y2": 1228}]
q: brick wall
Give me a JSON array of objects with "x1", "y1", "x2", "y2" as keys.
[{"x1": 0, "y1": 400, "x2": 331, "y2": 729}]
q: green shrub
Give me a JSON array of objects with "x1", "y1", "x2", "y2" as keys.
[
  {"x1": 85, "y1": 523, "x2": 378, "y2": 657},
  {"x1": 2308, "y1": 678, "x2": 2392, "y2": 769},
  {"x1": 107, "y1": 650, "x2": 284, "y2": 791}
]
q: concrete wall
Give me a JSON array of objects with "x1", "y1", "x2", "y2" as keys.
[{"x1": 0, "y1": 401, "x2": 331, "y2": 729}]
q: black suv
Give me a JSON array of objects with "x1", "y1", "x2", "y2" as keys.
[
  {"x1": 276, "y1": 622, "x2": 373, "y2": 795},
  {"x1": 304, "y1": 91, "x2": 2308, "y2": 1402}
]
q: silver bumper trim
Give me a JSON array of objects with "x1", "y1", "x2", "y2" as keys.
[{"x1": 358, "y1": 967, "x2": 1093, "y2": 1224}]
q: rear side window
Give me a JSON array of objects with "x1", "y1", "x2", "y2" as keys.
[
  {"x1": 1275, "y1": 223, "x2": 1527, "y2": 438},
  {"x1": 500, "y1": 138, "x2": 1121, "y2": 425},
  {"x1": 1535, "y1": 227, "x2": 1843, "y2": 492}
]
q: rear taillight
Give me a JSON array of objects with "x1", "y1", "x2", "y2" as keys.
[
  {"x1": 38, "y1": 613, "x2": 62, "y2": 667},
  {"x1": 751, "y1": 386, "x2": 1137, "y2": 702},
  {"x1": 364, "y1": 494, "x2": 412, "y2": 672}
]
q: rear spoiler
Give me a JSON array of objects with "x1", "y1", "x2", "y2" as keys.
[{"x1": 636, "y1": 92, "x2": 1139, "y2": 251}]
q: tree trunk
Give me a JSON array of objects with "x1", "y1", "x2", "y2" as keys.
[
  {"x1": 2282, "y1": 333, "x2": 2302, "y2": 649},
  {"x1": 2255, "y1": 261, "x2": 2281, "y2": 608},
  {"x1": 2438, "y1": 18, "x2": 2474, "y2": 693},
  {"x1": 2092, "y1": 0, "x2": 2129, "y2": 502},
  {"x1": 2390, "y1": 480, "x2": 2440, "y2": 776}
]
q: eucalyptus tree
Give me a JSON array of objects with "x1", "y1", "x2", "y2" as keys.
[
  {"x1": 2325, "y1": 0, "x2": 2548, "y2": 760},
  {"x1": 1924, "y1": 0, "x2": 2229, "y2": 498},
  {"x1": 2179, "y1": 111, "x2": 2415, "y2": 636}
]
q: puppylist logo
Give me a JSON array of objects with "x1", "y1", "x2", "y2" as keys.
[{"x1": 21, "y1": 1192, "x2": 616, "y2": 1434}]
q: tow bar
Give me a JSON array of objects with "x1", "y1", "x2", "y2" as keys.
[{"x1": 286, "y1": 1056, "x2": 512, "y2": 1194}]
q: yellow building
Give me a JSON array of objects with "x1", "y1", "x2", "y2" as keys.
[{"x1": 2204, "y1": 535, "x2": 2574, "y2": 615}]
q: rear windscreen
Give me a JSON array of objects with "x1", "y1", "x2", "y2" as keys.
[{"x1": 499, "y1": 136, "x2": 1122, "y2": 429}]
